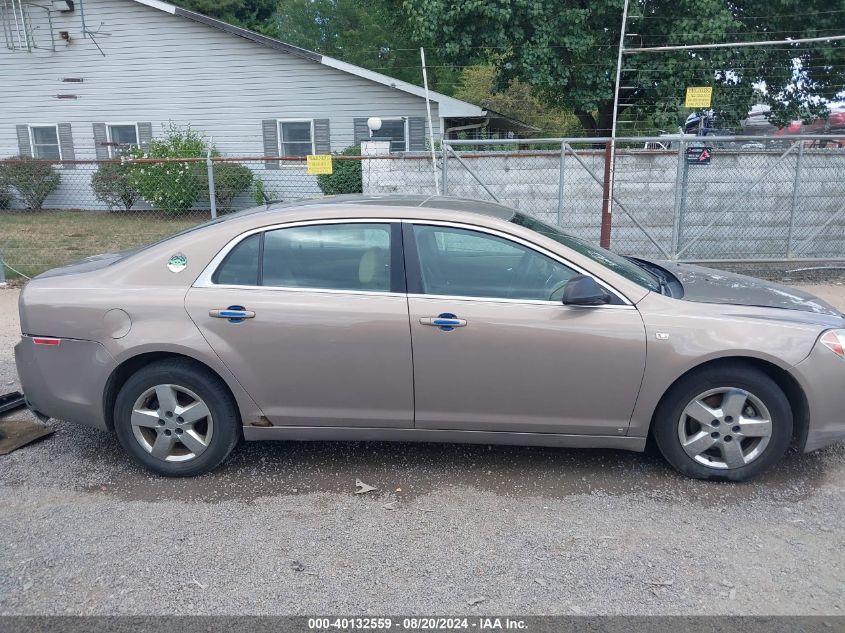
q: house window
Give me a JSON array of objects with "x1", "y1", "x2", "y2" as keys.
[
  {"x1": 278, "y1": 120, "x2": 314, "y2": 157},
  {"x1": 371, "y1": 118, "x2": 407, "y2": 153},
  {"x1": 107, "y1": 124, "x2": 139, "y2": 157},
  {"x1": 29, "y1": 125, "x2": 61, "y2": 159}
]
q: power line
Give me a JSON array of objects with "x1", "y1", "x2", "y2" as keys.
[
  {"x1": 632, "y1": 28, "x2": 845, "y2": 42},
  {"x1": 629, "y1": 8, "x2": 845, "y2": 20},
  {"x1": 378, "y1": 60, "x2": 845, "y2": 73},
  {"x1": 625, "y1": 33, "x2": 845, "y2": 53}
]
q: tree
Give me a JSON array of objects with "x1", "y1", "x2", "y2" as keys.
[
  {"x1": 174, "y1": 0, "x2": 465, "y2": 94},
  {"x1": 170, "y1": 0, "x2": 276, "y2": 29},
  {"x1": 404, "y1": 0, "x2": 845, "y2": 136},
  {"x1": 266, "y1": 0, "x2": 462, "y2": 92},
  {"x1": 454, "y1": 66, "x2": 582, "y2": 137}
]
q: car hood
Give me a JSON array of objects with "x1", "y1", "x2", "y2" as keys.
[{"x1": 650, "y1": 260, "x2": 843, "y2": 318}]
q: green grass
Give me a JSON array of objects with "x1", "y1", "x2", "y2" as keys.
[{"x1": 0, "y1": 210, "x2": 205, "y2": 279}]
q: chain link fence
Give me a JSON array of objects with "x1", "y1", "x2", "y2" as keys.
[
  {"x1": 0, "y1": 154, "x2": 365, "y2": 279},
  {"x1": 1, "y1": 136, "x2": 844, "y2": 280},
  {"x1": 439, "y1": 136, "x2": 845, "y2": 263}
]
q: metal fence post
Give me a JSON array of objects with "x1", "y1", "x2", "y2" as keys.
[
  {"x1": 0, "y1": 253, "x2": 6, "y2": 286},
  {"x1": 206, "y1": 150, "x2": 217, "y2": 219},
  {"x1": 786, "y1": 142, "x2": 804, "y2": 258},
  {"x1": 441, "y1": 141, "x2": 448, "y2": 196},
  {"x1": 670, "y1": 141, "x2": 687, "y2": 259},
  {"x1": 556, "y1": 142, "x2": 566, "y2": 227}
]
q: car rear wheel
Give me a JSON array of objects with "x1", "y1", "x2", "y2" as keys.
[
  {"x1": 653, "y1": 363, "x2": 792, "y2": 481},
  {"x1": 114, "y1": 359, "x2": 240, "y2": 476}
]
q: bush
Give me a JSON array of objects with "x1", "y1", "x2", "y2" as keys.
[
  {"x1": 1, "y1": 156, "x2": 60, "y2": 211},
  {"x1": 252, "y1": 178, "x2": 267, "y2": 206},
  {"x1": 0, "y1": 188, "x2": 12, "y2": 210},
  {"x1": 317, "y1": 145, "x2": 362, "y2": 195},
  {"x1": 210, "y1": 162, "x2": 253, "y2": 213},
  {"x1": 0, "y1": 168, "x2": 11, "y2": 210},
  {"x1": 127, "y1": 123, "x2": 207, "y2": 215},
  {"x1": 91, "y1": 162, "x2": 140, "y2": 212}
]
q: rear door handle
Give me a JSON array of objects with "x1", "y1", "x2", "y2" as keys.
[
  {"x1": 420, "y1": 313, "x2": 466, "y2": 331},
  {"x1": 209, "y1": 306, "x2": 255, "y2": 322}
]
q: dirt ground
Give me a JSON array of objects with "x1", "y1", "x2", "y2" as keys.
[{"x1": 1, "y1": 283, "x2": 844, "y2": 616}]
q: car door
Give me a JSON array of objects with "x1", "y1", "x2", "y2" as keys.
[
  {"x1": 185, "y1": 221, "x2": 414, "y2": 428},
  {"x1": 405, "y1": 221, "x2": 647, "y2": 436}
]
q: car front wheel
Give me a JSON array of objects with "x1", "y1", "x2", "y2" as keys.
[
  {"x1": 653, "y1": 363, "x2": 793, "y2": 481},
  {"x1": 113, "y1": 359, "x2": 241, "y2": 476}
]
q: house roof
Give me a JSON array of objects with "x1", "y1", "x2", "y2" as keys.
[{"x1": 129, "y1": 0, "x2": 487, "y2": 119}]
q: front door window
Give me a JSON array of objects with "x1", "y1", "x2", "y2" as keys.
[{"x1": 412, "y1": 224, "x2": 577, "y2": 301}]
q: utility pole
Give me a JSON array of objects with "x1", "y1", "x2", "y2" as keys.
[
  {"x1": 600, "y1": 0, "x2": 631, "y2": 248},
  {"x1": 420, "y1": 47, "x2": 440, "y2": 195}
]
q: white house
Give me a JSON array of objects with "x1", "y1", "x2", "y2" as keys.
[{"x1": 1, "y1": 0, "x2": 526, "y2": 164}]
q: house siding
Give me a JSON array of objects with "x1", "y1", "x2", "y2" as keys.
[{"x1": 0, "y1": 0, "x2": 441, "y2": 160}]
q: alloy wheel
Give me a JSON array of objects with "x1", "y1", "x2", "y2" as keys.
[
  {"x1": 130, "y1": 384, "x2": 214, "y2": 462},
  {"x1": 677, "y1": 387, "x2": 773, "y2": 470}
]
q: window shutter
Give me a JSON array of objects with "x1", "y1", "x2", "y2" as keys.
[
  {"x1": 408, "y1": 116, "x2": 426, "y2": 152},
  {"x1": 137, "y1": 122, "x2": 153, "y2": 151},
  {"x1": 92, "y1": 123, "x2": 109, "y2": 160},
  {"x1": 262, "y1": 119, "x2": 279, "y2": 169},
  {"x1": 57, "y1": 123, "x2": 75, "y2": 169},
  {"x1": 353, "y1": 118, "x2": 370, "y2": 146},
  {"x1": 314, "y1": 119, "x2": 331, "y2": 154},
  {"x1": 15, "y1": 125, "x2": 32, "y2": 157}
]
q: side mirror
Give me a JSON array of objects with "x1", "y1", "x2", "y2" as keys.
[{"x1": 562, "y1": 274, "x2": 611, "y2": 306}]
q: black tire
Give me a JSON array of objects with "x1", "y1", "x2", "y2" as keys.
[
  {"x1": 113, "y1": 358, "x2": 241, "y2": 477},
  {"x1": 652, "y1": 362, "x2": 792, "y2": 482}
]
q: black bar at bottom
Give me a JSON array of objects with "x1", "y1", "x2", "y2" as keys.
[{"x1": 0, "y1": 616, "x2": 842, "y2": 633}]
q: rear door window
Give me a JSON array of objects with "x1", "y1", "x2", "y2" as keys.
[
  {"x1": 212, "y1": 223, "x2": 395, "y2": 291},
  {"x1": 262, "y1": 223, "x2": 391, "y2": 291}
]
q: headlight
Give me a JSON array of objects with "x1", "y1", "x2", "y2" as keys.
[{"x1": 820, "y1": 329, "x2": 845, "y2": 358}]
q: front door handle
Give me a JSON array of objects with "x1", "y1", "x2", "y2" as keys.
[
  {"x1": 420, "y1": 313, "x2": 467, "y2": 331},
  {"x1": 209, "y1": 306, "x2": 255, "y2": 323}
]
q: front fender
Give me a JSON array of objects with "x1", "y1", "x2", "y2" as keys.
[{"x1": 628, "y1": 293, "x2": 831, "y2": 438}]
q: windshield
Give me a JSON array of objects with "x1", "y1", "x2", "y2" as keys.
[{"x1": 510, "y1": 213, "x2": 661, "y2": 292}]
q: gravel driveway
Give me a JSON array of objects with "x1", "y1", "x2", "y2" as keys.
[{"x1": 1, "y1": 285, "x2": 844, "y2": 616}]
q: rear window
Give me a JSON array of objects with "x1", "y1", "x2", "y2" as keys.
[{"x1": 211, "y1": 233, "x2": 260, "y2": 285}]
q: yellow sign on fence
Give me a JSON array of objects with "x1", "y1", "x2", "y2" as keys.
[
  {"x1": 306, "y1": 154, "x2": 333, "y2": 175},
  {"x1": 685, "y1": 86, "x2": 713, "y2": 108}
]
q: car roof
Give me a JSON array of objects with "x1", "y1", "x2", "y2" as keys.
[{"x1": 230, "y1": 195, "x2": 518, "y2": 222}]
